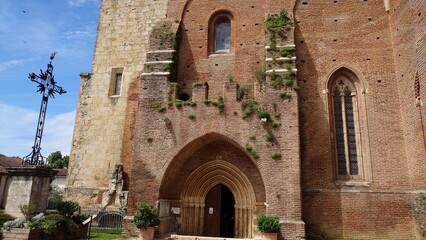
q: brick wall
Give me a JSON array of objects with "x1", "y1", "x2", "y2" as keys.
[
  {"x1": 294, "y1": 0, "x2": 421, "y2": 238},
  {"x1": 388, "y1": 0, "x2": 426, "y2": 189},
  {"x1": 66, "y1": 0, "x2": 425, "y2": 239}
]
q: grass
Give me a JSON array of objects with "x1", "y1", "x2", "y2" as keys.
[
  {"x1": 88, "y1": 229, "x2": 124, "y2": 239},
  {"x1": 89, "y1": 232, "x2": 124, "y2": 239}
]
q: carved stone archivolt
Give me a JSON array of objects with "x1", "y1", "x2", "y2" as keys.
[{"x1": 180, "y1": 160, "x2": 258, "y2": 238}]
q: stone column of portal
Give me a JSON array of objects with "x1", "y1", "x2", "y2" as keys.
[{"x1": 4, "y1": 166, "x2": 57, "y2": 218}]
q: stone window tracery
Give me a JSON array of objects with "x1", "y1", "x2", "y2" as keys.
[{"x1": 331, "y1": 78, "x2": 361, "y2": 178}]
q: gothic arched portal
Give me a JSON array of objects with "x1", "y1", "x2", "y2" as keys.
[
  {"x1": 180, "y1": 160, "x2": 256, "y2": 238},
  {"x1": 158, "y1": 133, "x2": 266, "y2": 238}
]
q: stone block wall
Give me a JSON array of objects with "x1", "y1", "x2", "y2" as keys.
[{"x1": 66, "y1": 0, "x2": 170, "y2": 204}]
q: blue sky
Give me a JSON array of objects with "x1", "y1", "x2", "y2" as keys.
[{"x1": 0, "y1": 0, "x2": 100, "y2": 157}]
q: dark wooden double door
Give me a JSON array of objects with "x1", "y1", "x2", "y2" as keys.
[{"x1": 204, "y1": 184, "x2": 235, "y2": 237}]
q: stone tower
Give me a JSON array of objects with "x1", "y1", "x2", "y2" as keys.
[{"x1": 66, "y1": 0, "x2": 426, "y2": 239}]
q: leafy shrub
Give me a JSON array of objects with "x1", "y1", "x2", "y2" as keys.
[
  {"x1": 256, "y1": 214, "x2": 280, "y2": 233},
  {"x1": 19, "y1": 204, "x2": 37, "y2": 221},
  {"x1": 44, "y1": 213, "x2": 78, "y2": 234},
  {"x1": 57, "y1": 201, "x2": 79, "y2": 218},
  {"x1": 3, "y1": 218, "x2": 25, "y2": 230},
  {"x1": 71, "y1": 214, "x2": 90, "y2": 224},
  {"x1": 134, "y1": 203, "x2": 160, "y2": 228},
  {"x1": 0, "y1": 211, "x2": 15, "y2": 227},
  {"x1": 48, "y1": 186, "x2": 63, "y2": 209}
]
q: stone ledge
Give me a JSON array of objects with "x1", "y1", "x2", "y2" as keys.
[{"x1": 5, "y1": 166, "x2": 58, "y2": 177}]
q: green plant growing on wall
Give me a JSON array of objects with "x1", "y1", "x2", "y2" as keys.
[
  {"x1": 266, "y1": 10, "x2": 293, "y2": 50},
  {"x1": 167, "y1": 81, "x2": 179, "y2": 103},
  {"x1": 271, "y1": 151, "x2": 282, "y2": 159},
  {"x1": 146, "y1": 65, "x2": 154, "y2": 72},
  {"x1": 156, "y1": 103, "x2": 166, "y2": 113},
  {"x1": 407, "y1": 193, "x2": 426, "y2": 236},
  {"x1": 245, "y1": 144, "x2": 259, "y2": 159},
  {"x1": 275, "y1": 113, "x2": 282, "y2": 119},
  {"x1": 227, "y1": 74, "x2": 234, "y2": 83},
  {"x1": 280, "y1": 91, "x2": 291, "y2": 99},
  {"x1": 255, "y1": 67, "x2": 267, "y2": 85},
  {"x1": 242, "y1": 100, "x2": 258, "y2": 118},
  {"x1": 204, "y1": 99, "x2": 212, "y2": 105},
  {"x1": 258, "y1": 110, "x2": 272, "y2": 123},
  {"x1": 146, "y1": 137, "x2": 153, "y2": 143},
  {"x1": 183, "y1": 99, "x2": 197, "y2": 107},
  {"x1": 217, "y1": 96, "x2": 225, "y2": 113},
  {"x1": 280, "y1": 48, "x2": 295, "y2": 58},
  {"x1": 285, "y1": 79, "x2": 293, "y2": 86},
  {"x1": 258, "y1": 110, "x2": 280, "y2": 128},
  {"x1": 269, "y1": 70, "x2": 284, "y2": 89},
  {"x1": 153, "y1": 22, "x2": 175, "y2": 47},
  {"x1": 163, "y1": 63, "x2": 172, "y2": 72},
  {"x1": 174, "y1": 99, "x2": 183, "y2": 108},
  {"x1": 237, "y1": 87, "x2": 249, "y2": 101},
  {"x1": 264, "y1": 131, "x2": 275, "y2": 142},
  {"x1": 188, "y1": 114, "x2": 196, "y2": 120},
  {"x1": 293, "y1": 85, "x2": 300, "y2": 91}
]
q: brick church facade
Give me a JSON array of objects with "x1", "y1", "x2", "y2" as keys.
[{"x1": 65, "y1": 0, "x2": 425, "y2": 239}]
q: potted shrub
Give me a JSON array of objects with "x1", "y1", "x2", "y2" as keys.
[
  {"x1": 134, "y1": 203, "x2": 160, "y2": 240},
  {"x1": 256, "y1": 214, "x2": 280, "y2": 240}
]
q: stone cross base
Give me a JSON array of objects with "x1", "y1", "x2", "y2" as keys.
[{"x1": 4, "y1": 166, "x2": 57, "y2": 218}]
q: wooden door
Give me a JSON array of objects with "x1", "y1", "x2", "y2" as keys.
[{"x1": 204, "y1": 184, "x2": 221, "y2": 236}]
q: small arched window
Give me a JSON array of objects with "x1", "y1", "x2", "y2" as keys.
[
  {"x1": 215, "y1": 18, "x2": 231, "y2": 52},
  {"x1": 209, "y1": 13, "x2": 232, "y2": 54},
  {"x1": 331, "y1": 78, "x2": 360, "y2": 177}
]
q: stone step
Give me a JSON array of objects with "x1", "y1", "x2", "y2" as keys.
[{"x1": 169, "y1": 235, "x2": 253, "y2": 240}]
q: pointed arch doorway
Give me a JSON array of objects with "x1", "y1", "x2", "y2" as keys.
[
  {"x1": 204, "y1": 184, "x2": 235, "y2": 237},
  {"x1": 180, "y1": 160, "x2": 257, "y2": 238}
]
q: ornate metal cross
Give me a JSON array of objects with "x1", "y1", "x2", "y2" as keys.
[{"x1": 23, "y1": 52, "x2": 66, "y2": 165}]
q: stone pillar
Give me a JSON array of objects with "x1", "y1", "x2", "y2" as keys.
[{"x1": 4, "y1": 166, "x2": 57, "y2": 218}]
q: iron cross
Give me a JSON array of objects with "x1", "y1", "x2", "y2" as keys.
[{"x1": 23, "y1": 52, "x2": 66, "y2": 165}]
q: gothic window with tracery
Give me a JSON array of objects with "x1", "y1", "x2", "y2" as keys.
[{"x1": 331, "y1": 78, "x2": 360, "y2": 177}]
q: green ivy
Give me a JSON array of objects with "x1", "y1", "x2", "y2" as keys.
[{"x1": 217, "y1": 96, "x2": 225, "y2": 113}]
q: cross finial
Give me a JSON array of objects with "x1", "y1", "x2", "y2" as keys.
[{"x1": 23, "y1": 53, "x2": 66, "y2": 165}]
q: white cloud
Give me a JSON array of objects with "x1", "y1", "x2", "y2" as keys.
[
  {"x1": 0, "y1": 103, "x2": 75, "y2": 158},
  {"x1": 0, "y1": 60, "x2": 24, "y2": 72},
  {"x1": 63, "y1": 30, "x2": 96, "y2": 40},
  {"x1": 68, "y1": 0, "x2": 99, "y2": 7}
]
